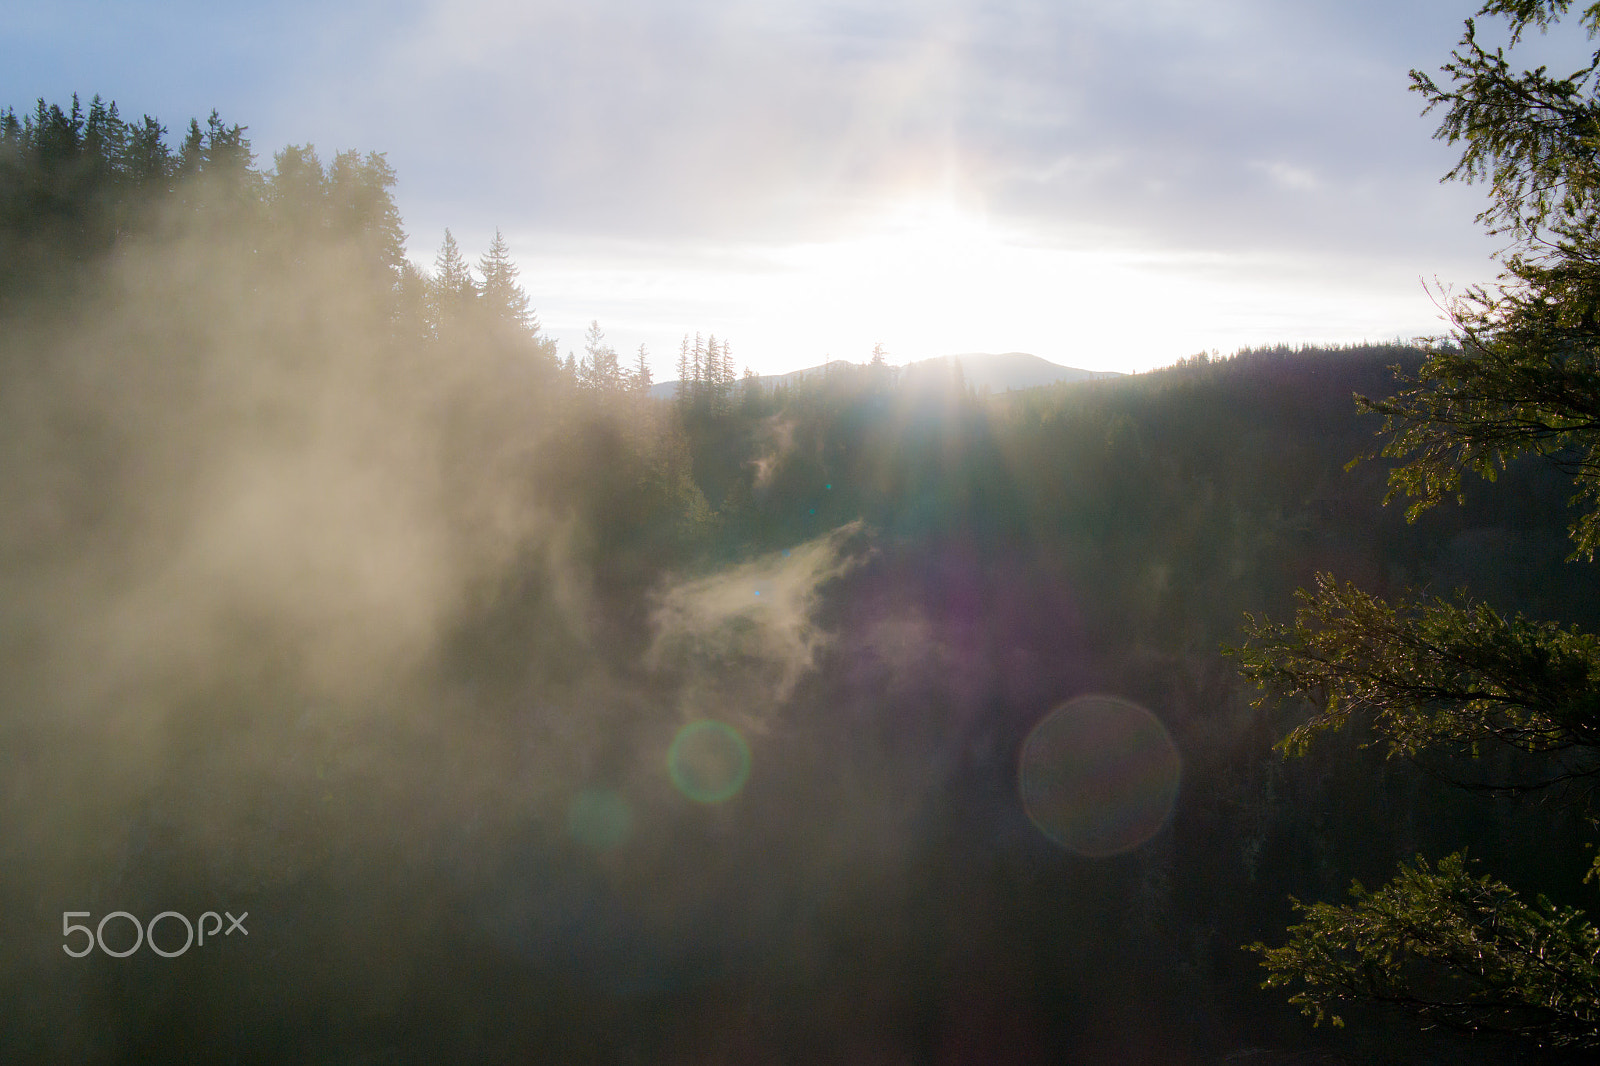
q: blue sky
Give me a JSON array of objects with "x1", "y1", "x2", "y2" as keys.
[{"x1": 7, "y1": 0, "x2": 1576, "y2": 375}]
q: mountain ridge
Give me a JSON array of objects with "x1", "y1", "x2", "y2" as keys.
[{"x1": 648, "y1": 351, "x2": 1121, "y2": 399}]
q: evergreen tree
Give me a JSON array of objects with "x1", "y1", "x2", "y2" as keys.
[
  {"x1": 200, "y1": 109, "x2": 252, "y2": 174},
  {"x1": 720, "y1": 338, "x2": 737, "y2": 409},
  {"x1": 269, "y1": 143, "x2": 328, "y2": 240},
  {"x1": 176, "y1": 118, "x2": 204, "y2": 183},
  {"x1": 868, "y1": 342, "x2": 891, "y2": 393},
  {"x1": 741, "y1": 365, "x2": 762, "y2": 410},
  {"x1": 428, "y1": 228, "x2": 476, "y2": 334},
  {"x1": 1, "y1": 108, "x2": 21, "y2": 152},
  {"x1": 477, "y1": 227, "x2": 533, "y2": 333},
  {"x1": 581, "y1": 319, "x2": 621, "y2": 393},
  {"x1": 82, "y1": 96, "x2": 125, "y2": 199},
  {"x1": 125, "y1": 115, "x2": 171, "y2": 192},
  {"x1": 675, "y1": 334, "x2": 692, "y2": 404},
  {"x1": 1236, "y1": 1, "x2": 1600, "y2": 1050},
  {"x1": 392, "y1": 259, "x2": 432, "y2": 344},
  {"x1": 632, "y1": 343, "x2": 653, "y2": 394},
  {"x1": 0, "y1": 96, "x2": 274, "y2": 304},
  {"x1": 692, "y1": 331, "x2": 706, "y2": 404},
  {"x1": 38, "y1": 95, "x2": 83, "y2": 170},
  {"x1": 195, "y1": 110, "x2": 256, "y2": 212},
  {"x1": 327, "y1": 149, "x2": 407, "y2": 279},
  {"x1": 706, "y1": 334, "x2": 723, "y2": 409}
]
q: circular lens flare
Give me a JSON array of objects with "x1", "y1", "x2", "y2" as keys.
[
  {"x1": 1019, "y1": 695, "x2": 1181, "y2": 857},
  {"x1": 668, "y1": 720, "x2": 752, "y2": 804}
]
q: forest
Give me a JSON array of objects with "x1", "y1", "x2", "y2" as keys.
[{"x1": 2, "y1": 26, "x2": 1598, "y2": 1063}]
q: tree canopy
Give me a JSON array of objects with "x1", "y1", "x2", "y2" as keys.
[{"x1": 1236, "y1": 0, "x2": 1600, "y2": 1050}]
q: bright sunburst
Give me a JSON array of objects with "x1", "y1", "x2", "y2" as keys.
[
  {"x1": 519, "y1": 197, "x2": 1446, "y2": 377},
  {"x1": 757, "y1": 198, "x2": 1221, "y2": 367}
]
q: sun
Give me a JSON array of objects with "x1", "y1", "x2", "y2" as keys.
[
  {"x1": 870, "y1": 199, "x2": 1003, "y2": 264},
  {"x1": 758, "y1": 195, "x2": 1198, "y2": 366},
  {"x1": 760, "y1": 198, "x2": 1034, "y2": 356},
  {"x1": 693, "y1": 193, "x2": 1428, "y2": 375},
  {"x1": 844, "y1": 199, "x2": 1012, "y2": 304}
]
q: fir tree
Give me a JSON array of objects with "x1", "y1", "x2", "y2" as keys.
[
  {"x1": 720, "y1": 337, "x2": 737, "y2": 409},
  {"x1": 675, "y1": 334, "x2": 692, "y2": 404},
  {"x1": 741, "y1": 365, "x2": 762, "y2": 409},
  {"x1": 1236, "y1": 2, "x2": 1600, "y2": 1049},
  {"x1": 269, "y1": 144, "x2": 327, "y2": 239},
  {"x1": 477, "y1": 227, "x2": 533, "y2": 333},
  {"x1": 125, "y1": 115, "x2": 171, "y2": 192},
  {"x1": 692, "y1": 331, "x2": 706, "y2": 403},
  {"x1": 581, "y1": 319, "x2": 621, "y2": 393},
  {"x1": 201, "y1": 109, "x2": 252, "y2": 174},
  {"x1": 633, "y1": 343, "x2": 653, "y2": 394},
  {"x1": 705, "y1": 334, "x2": 723, "y2": 409},
  {"x1": 176, "y1": 118, "x2": 204, "y2": 182},
  {"x1": 428, "y1": 228, "x2": 476, "y2": 334},
  {"x1": 326, "y1": 149, "x2": 406, "y2": 279}
]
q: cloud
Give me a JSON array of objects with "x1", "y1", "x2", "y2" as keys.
[
  {"x1": 300, "y1": 0, "x2": 1489, "y2": 263},
  {"x1": 4, "y1": 0, "x2": 1506, "y2": 261}
]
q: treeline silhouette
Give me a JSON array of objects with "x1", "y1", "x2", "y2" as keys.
[{"x1": 2, "y1": 96, "x2": 1593, "y2": 1064}]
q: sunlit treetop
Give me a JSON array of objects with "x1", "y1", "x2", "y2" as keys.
[
  {"x1": 1362, "y1": 1, "x2": 1600, "y2": 561},
  {"x1": 1415, "y1": 1, "x2": 1600, "y2": 240}
]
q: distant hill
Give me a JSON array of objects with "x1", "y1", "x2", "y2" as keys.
[
  {"x1": 649, "y1": 351, "x2": 1120, "y2": 399},
  {"x1": 903, "y1": 352, "x2": 1122, "y2": 392}
]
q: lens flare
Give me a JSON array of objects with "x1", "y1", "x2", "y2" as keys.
[
  {"x1": 567, "y1": 788, "x2": 633, "y2": 852},
  {"x1": 667, "y1": 720, "x2": 752, "y2": 804},
  {"x1": 1019, "y1": 695, "x2": 1181, "y2": 857}
]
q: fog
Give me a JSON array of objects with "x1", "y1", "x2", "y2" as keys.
[{"x1": 0, "y1": 182, "x2": 891, "y2": 1059}]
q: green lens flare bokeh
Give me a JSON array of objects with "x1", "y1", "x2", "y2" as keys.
[{"x1": 667, "y1": 720, "x2": 752, "y2": 804}]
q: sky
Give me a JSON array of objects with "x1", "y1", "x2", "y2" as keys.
[{"x1": 8, "y1": 0, "x2": 1589, "y2": 376}]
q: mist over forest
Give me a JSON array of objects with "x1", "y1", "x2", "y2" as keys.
[{"x1": 2, "y1": 95, "x2": 1596, "y2": 1064}]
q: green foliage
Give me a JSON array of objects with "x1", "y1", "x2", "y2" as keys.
[
  {"x1": 1358, "y1": 331, "x2": 1600, "y2": 561},
  {"x1": 1237, "y1": 4, "x2": 1600, "y2": 1050},
  {"x1": 1392, "y1": 2, "x2": 1600, "y2": 560},
  {"x1": 1413, "y1": 7, "x2": 1600, "y2": 241},
  {"x1": 1478, "y1": 1, "x2": 1600, "y2": 43},
  {"x1": 0, "y1": 95, "x2": 415, "y2": 314},
  {"x1": 1252, "y1": 853, "x2": 1600, "y2": 1046},
  {"x1": 1235, "y1": 574, "x2": 1600, "y2": 788}
]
